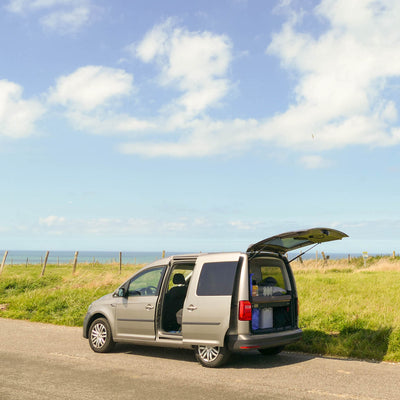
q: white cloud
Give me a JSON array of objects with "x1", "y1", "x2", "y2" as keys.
[
  {"x1": 40, "y1": 5, "x2": 90, "y2": 34},
  {"x1": 118, "y1": 118, "x2": 259, "y2": 157},
  {"x1": 47, "y1": 65, "x2": 155, "y2": 134},
  {"x1": 48, "y1": 66, "x2": 133, "y2": 112},
  {"x1": 119, "y1": 1, "x2": 400, "y2": 163},
  {"x1": 0, "y1": 80, "x2": 45, "y2": 138},
  {"x1": 263, "y1": 0, "x2": 400, "y2": 151},
  {"x1": 134, "y1": 19, "x2": 233, "y2": 121},
  {"x1": 5, "y1": 0, "x2": 95, "y2": 34}
]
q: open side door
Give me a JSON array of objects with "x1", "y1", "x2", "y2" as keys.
[{"x1": 247, "y1": 227, "x2": 348, "y2": 254}]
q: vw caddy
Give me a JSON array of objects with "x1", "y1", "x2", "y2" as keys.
[{"x1": 83, "y1": 227, "x2": 348, "y2": 367}]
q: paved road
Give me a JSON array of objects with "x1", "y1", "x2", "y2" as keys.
[{"x1": 0, "y1": 318, "x2": 399, "y2": 400}]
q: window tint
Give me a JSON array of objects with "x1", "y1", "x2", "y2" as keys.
[
  {"x1": 197, "y1": 261, "x2": 238, "y2": 296},
  {"x1": 128, "y1": 266, "x2": 165, "y2": 296}
]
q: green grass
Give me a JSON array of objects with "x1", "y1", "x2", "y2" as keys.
[
  {"x1": 1, "y1": 257, "x2": 400, "y2": 362},
  {"x1": 287, "y1": 256, "x2": 400, "y2": 362},
  {"x1": 0, "y1": 262, "x2": 142, "y2": 326}
]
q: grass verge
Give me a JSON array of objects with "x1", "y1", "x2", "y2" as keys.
[{"x1": 287, "y1": 256, "x2": 400, "y2": 362}]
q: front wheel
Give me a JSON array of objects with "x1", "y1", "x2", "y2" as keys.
[
  {"x1": 89, "y1": 318, "x2": 115, "y2": 353},
  {"x1": 195, "y1": 345, "x2": 231, "y2": 368}
]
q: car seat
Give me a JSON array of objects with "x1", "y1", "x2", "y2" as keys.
[{"x1": 162, "y1": 273, "x2": 187, "y2": 332}]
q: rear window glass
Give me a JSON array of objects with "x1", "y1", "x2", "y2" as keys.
[{"x1": 197, "y1": 261, "x2": 238, "y2": 296}]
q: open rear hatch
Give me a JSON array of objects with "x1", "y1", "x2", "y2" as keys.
[
  {"x1": 247, "y1": 227, "x2": 348, "y2": 254},
  {"x1": 247, "y1": 227, "x2": 348, "y2": 336}
]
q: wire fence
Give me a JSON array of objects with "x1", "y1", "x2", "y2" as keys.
[{"x1": 0, "y1": 250, "x2": 169, "y2": 276}]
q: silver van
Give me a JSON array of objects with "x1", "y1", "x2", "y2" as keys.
[{"x1": 83, "y1": 227, "x2": 347, "y2": 367}]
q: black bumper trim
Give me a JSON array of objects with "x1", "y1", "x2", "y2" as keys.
[{"x1": 227, "y1": 328, "x2": 302, "y2": 351}]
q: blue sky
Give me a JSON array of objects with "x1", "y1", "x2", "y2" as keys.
[{"x1": 1, "y1": 0, "x2": 400, "y2": 254}]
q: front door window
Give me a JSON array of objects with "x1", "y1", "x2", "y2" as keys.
[{"x1": 127, "y1": 267, "x2": 165, "y2": 296}]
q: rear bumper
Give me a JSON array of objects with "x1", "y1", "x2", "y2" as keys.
[{"x1": 227, "y1": 328, "x2": 302, "y2": 351}]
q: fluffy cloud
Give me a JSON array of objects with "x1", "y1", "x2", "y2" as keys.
[
  {"x1": 48, "y1": 66, "x2": 133, "y2": 111},
  {"x1": 40, "y1": 5, "x2": 90, "y2": 33},
  {"x1": 262, "y1": 0, "x2": 400, "y2": 151},
  {"x1": 134, "y1": 19, "x2": 233, "y2": 122},
  {"x1": 12, "y1": 2, "x2": 400, "y2": 162},
  {"x1": 120, "y1": 1, "x2": 400, "y2": 160},
  {"x1": 5, "y1": 0, "x2": 95, "y2": 34},
  {"x1": 0, "y1": 80, "x2": 45, "y2": 138},
  {"x1": 47, "y1": 66, "x2": 155, "y2": 134}
]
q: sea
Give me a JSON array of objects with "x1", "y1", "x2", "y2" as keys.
[{"x1": 0, "y1": 249, "x2": 383, "y2": 266}]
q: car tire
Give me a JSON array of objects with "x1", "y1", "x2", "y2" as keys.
[
  {"x1": 258, "y1": 345, "x2": 285, "y2": 356},
  {"x1": 89, "y1": 318, "x2": 115, "y2": 353},
  {"x1": 195, "y1": 345, "x2": 231, "y2": 368}
]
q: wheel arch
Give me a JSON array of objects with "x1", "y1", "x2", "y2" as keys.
[{"x1": 85, "y1": 313, "x2": 111, "y2": 338}]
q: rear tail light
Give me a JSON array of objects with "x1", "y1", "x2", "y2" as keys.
[{"x1": 239, "y1": 300, "x2": 252, "y2": 321}]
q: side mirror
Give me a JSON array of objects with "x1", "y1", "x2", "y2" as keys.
[{"x1": 117, "y1": 288, "x2": 127, "y2": 297}]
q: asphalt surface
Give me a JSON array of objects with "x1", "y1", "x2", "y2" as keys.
[{"x1": 0, "y1": 318, "x2": 399, "y2": 400}]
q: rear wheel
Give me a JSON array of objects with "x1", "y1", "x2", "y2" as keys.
[
  {"x1": 89, "y1": 318, "x2": 115, "y2": 353},
  {"x1": 258, "y1": 345, "x2": 285, "y2": 356},
  {"x1": 195, "y1": 345, "x2": 231, "y2": 368}
]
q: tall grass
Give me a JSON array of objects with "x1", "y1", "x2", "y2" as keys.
[
  {"x1": 0, "y1": 257, "x2": 399, "y2": 362},
  {"x1": 288, "y1": 257, "x2": 400, "y2": 362}
]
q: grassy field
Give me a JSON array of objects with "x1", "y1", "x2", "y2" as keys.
[
  {"x1": 0, "y1": 257, "x2": 399, "y2": 362},
  {"x1": 288, "y1": 256, "x2": 400, "y2": 362},
  {"x1": 0, "y1": 262, "x2": 142, "y2": 326}
]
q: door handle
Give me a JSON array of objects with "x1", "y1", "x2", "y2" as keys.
[
  {"x1": 187, "y1": 304, "x2": 197, "y2": 312},
  {"x1": 145, "y1": 304, "x2": 154, "y2": 310}
]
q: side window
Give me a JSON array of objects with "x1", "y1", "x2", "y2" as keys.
[
  {"x1": 196, "y1": 261, "x2": 238, "y2": 296},
  {"x1": 128, "y1": 266, "x2": 165, "y2": 296}
]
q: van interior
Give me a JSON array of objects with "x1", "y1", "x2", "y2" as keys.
[
  {"x1": 249, "y1": 256, "x2": 295, "y2": 333},
  {"x1": 161, "y1": 262, "x2": 194, "y2": 333}
]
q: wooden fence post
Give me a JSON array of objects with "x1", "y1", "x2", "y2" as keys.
[
  {"x1": 0, "y1": 251, "x2": 8, "y2": 275},
  {"x1": 41, "y1": 251, "x2": 50, "y2": 277},
  {"x1": 72, "y1": 251, "x2": 79, "y2": 274},
  {"x1": 393, "y1": 251, "x2": 396, "y2": 259},
  {"x1": 162, "y1": 250, "x2": 166, "y2": 258},
  {"x1": 119, "y1": 252, "x2": 122, "y2": 274}
]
